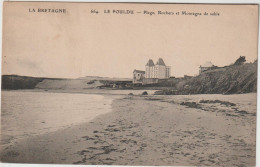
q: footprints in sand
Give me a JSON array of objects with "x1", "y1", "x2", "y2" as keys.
[
  {"x1": 74, "y1": 117, "x2": 146, "y2": 165},
  {"x1": 73, "y1": 98, "x2": 255, "y2": 166}
]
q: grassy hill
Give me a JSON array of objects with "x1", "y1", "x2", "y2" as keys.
[
  {"x1": 2, "y1": 75, "x2": 46, "y2": 90},
  {"x1": 1, "y1": 75, "x2": 131, "y2": 90},
  {"x1": 156, "y1": 62, "x2": 257, "y2": 95}
]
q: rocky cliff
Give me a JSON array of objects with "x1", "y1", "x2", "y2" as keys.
[{"x1": 156, "y1": 62, "x2": 257, "y2": 95}]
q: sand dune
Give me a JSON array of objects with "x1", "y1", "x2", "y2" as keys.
[{"x1": 35, "y1": 79, "x2": 103, "y2": 89}]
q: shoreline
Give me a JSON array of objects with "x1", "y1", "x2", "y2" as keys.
[
  {"x1": 0, "y1": 91, "x2": 121, "y2": 151},
  {"x1": 0, "y1": 93, "x2": 256, "y2": 166},
  {"x1": 2, "y1": 88, "x2": 257, "y2": 96},
  {"x1": 1, "y1": 89, "x2": 158, "y2": 96}
]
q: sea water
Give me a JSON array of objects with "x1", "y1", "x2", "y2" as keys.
[{"x1": 1, "y1": 90, "x2": 115, "y2": 146}]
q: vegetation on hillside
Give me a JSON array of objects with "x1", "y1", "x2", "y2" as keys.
[
  {"x1": 155, "y1": 58, "x2": 257, "y2": 95},
  {"x1": 2, "y1": 75, "x2": 45, "y2": 89}
]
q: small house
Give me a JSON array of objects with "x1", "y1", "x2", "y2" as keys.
[
  {"x1": 133, "y1": 69, "x2": 145, "y2": 84},
  {"x1": 199, "y1": 61, "x2": 217, "y2": 74}
]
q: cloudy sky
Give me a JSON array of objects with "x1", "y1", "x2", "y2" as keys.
[{"x1": 3, "y1": 2, "x2": 258, "y2": 78}]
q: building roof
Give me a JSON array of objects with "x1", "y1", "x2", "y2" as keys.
[
  {"x1": 201, "y1": 61, "x2": 214, "y2": 67},
  {"x1": 156, "y1": 58, "x2": 166, "y2": 66},
  {"x1": 146, "y1": 59, "x2": 155, "y2": 66},
  {"x1": 133, "y1": 69, "x2": 145, "y2": 74}
]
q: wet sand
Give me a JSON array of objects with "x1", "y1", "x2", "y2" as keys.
[{"x1": 0, "y1": 93, "x2": 256, "y2": 166}]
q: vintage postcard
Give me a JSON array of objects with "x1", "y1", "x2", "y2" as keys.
[{"x1": 0, "y1": 2, "x2": 258, "y2": 166}]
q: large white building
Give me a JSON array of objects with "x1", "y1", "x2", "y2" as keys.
[{"x1": 145, "y1": 58, "x2": 171, "y2": 79}]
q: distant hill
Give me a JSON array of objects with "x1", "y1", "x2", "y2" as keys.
[
  {"x1": 2, "y1": 75, "x2": 47, "y2": 90},
  {"x1": 1, "y1": 75, "x2": 131, "y2": 90}
]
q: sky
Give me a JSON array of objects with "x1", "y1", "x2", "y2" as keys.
[{"x1": 2, "y1": 2, "x2": 259, "y2": 78}]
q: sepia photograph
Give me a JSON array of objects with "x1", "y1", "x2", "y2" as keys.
[{"x1": 0, "y1": 2, "x2": 258, "y2": 167}]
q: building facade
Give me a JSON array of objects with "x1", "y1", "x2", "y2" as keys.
[
  {"x1": 133, "y1": 69, "x2": 145, "y2": 84},
  {"x1": 199, "y1": 61, "x2": 217, "y2": 74},
  {"x1": 145, "y1": 58, "x2": 171, "y2": 79}
]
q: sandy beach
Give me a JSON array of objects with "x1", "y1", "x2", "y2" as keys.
[
  {"x1": 1, "y1": 2, "x2": 258, "y2": 166},
  {"x1": 0, "y1": 93, "x2": 256, "y2": 166}
]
